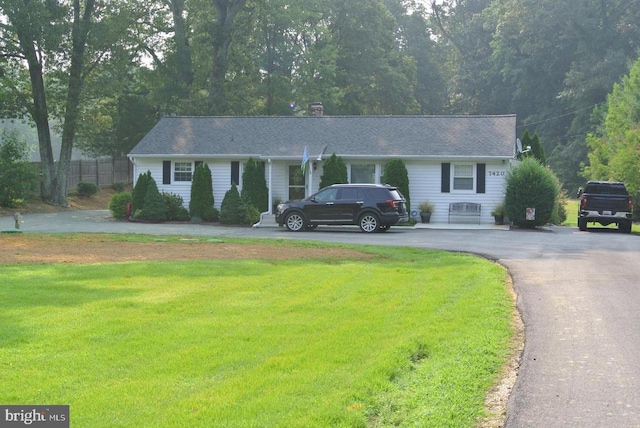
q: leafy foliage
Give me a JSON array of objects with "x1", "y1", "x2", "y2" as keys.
[
  {"x1": 0, "y1": 130, "x2": 38, "y2": 207},
  {"x1": 505, "y1": 158, "x2": 560, "y2": 228},
  {"x1": 319, "y1": 153, "x2": 348, "y2": 188},
  {"x1": 382, "y1": 159, "x2": 411, "y2": 211},
  {"x1": 518, "y1": 130, "x2": 546, "y2": 165},
  {"x1": 583, "y1": 57, "x2": 640, "y2": 196}
]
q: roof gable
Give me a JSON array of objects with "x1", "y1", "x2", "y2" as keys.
[{"x1": 129, "y1": 115, "x2": 516, "y2": 159}]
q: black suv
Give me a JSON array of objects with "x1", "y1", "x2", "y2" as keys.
[{"x1": 275, "y1": 184, "x2": 409, "y2": 233}]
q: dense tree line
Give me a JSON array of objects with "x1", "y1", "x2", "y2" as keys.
[{"x1": 1, "y1": 0, "x2": 639, "y2": 204}]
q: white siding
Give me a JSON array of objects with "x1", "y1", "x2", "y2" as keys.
[
  {"x1": 407, "y1": 160, "x2": 508, "y2": 224},
  {"x1": 133, "y1": 157, "x2": 509, "y2": 223}
]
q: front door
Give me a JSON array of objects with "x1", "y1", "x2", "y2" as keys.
[{"x1": 288, "y1": 165, "x2": 305, "y2": 200}]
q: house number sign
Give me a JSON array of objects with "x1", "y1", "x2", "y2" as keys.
[{"x1": 488, "y1": 170, "x2": 506, "y2": 176}]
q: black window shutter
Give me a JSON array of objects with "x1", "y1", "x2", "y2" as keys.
[
  {"x1": 441, "y1": 163, "x2": 450, "y2": 193},
  {"x1": 231, "y1": 161, "x2": 240, "y2": 185},
  {"x1": 477, "y1": 163, "x2": 486, "y2": 194},
  {"x1": 162, "y1": 161, "x2": 171, "y2": 184}
]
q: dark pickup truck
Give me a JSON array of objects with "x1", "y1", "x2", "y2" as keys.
[{"x1": 578, "y1": 181, "x2": 633, "y2": 233}]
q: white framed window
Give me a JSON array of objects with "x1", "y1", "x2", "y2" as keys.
[
  {"x1": 453, "y1": 164, "x2": 474, "y2": 190},
  {"x1": 174, "y1": 162, "x2": 193, "y2": 182},
  {"x1": 350, "y1": 164, "x2": 376, "y2": 183}
]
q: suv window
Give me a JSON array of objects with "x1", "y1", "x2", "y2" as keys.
[{"x1": 339, "y1": 188, "x2": 364, "y2": 200}]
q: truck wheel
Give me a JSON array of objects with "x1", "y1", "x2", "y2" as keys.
[
  {"x1": 284, "y1": 212, "x2": 305, "y2": 232},
  {"x1": 578, "y1": 218, "x2": 587, "y2": 231},
  {"x1": 620, "y1": 221, "x2": 632, "y2": 234}
]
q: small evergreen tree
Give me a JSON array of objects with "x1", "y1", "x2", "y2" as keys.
[
  {"x1": 382, "y1": 159, "x2": 411, "y2": 210},
  {"x1": 518, "y1": 130, "x2": 546, "y2": 164},
  {"x1": 319, "y1": 153, "x2": 348, "y2": 188},
  {"x1": 190, "y1": 163, "x2": 217, "y2": 220},
  {"x1": 241, "y1": 157, "x2": 268, "y2": 211},
  {"x1": 139, "y1": 178, "x2": 167, "y2": 221},
  {"x1": 220, "y1": 182, "x2": 243, "y2": 224},
  {"x1": 505, "y1": 157, "x2": 559, "y2": 228},
  {"x1": 108, "y1": 192, "x2": 132, "y2": 220},
  {"x1": 131, "y1": 171, "x2": 152, "y2": 213}
]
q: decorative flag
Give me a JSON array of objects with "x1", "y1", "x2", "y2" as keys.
[{"x1": 301, "y1": 145, "x2": 309, "y2": 174}]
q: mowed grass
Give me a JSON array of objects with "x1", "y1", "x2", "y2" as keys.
[{"x1": 0, "y1": 242, "x2": 514, "y2": 427}]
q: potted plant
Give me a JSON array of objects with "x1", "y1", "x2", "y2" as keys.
[
  {"x1": 418, "y1": 201, "x2": 434, "y2": 223},
  {"x1": 491, "y1": 202, "x2": 505, "y2": 225}
]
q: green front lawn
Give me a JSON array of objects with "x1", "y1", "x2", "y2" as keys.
[{"x1": 0, "y1": 241, "x2": 514, "y2": 427}]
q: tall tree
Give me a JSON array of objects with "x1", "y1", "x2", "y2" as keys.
[
  {"x1": 584, "y1": 57, "x2": 640, "y2": 196},
  {"x1": 1, "y1": 0, "x2": 100, "y2": 205}
]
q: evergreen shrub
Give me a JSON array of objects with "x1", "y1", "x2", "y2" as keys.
[
  {"x1": 382, "y1": 159, "x2": 411, "y2": 211},
  {"x1": 139, "y1": 178, "x2": 167, "y2": 222},
  {"x1": 220, "y1": 183, "x2": 242, "y2": 224},
  {"x1": 505, "y1": 157, "x2": 559, "y2": 228},
  {"x1": 190, "y1": 163, "x2": 216, "y2": 220},
  {"x1": 241, "y1": 157, "x2": 268, "y2": 211},
  {"x1": 132, "y1": 171, "x2": 152, "y2": 213},
  {"x1": 320, "y1": 153, "x2": 348, "y2": 188},
  {"x1": 163, "y1": 192, "x2": 190, "y2": 221}
]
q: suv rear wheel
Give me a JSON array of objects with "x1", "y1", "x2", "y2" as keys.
[
  {"x1": 285, "y1": 212, "x2": 305, "y2": 232},
  {"x1": 359, "y1": 213, "x2": 380, "y2": 233}
]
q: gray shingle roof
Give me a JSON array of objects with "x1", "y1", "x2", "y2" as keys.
[{"x1": 129, "y1": 115, "x2": 516, "y2": 159}]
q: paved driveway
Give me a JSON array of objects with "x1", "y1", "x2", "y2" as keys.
[{"x1": 4, "y1": 211, "x2": 640, "y2": 427}]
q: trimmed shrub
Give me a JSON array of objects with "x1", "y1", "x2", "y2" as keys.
[
  {"x1": 241, "y1": 157, "x2": 268, "y2": 212},
  {"x1": 139, "y1": 178, "x2": 167, "y2": 222},
  {"x1": 111, "y1": 182, "x2": 126, "y2": 193},
  {"x1": 220, "y1": 182, "x2": 243, "y2": 224},
  {"x1": 132, "y1": 171, "x2": 152, "y2": 213},
  {"x1": 505, "y1": 157, "x2": 560, "y2": 228},
  {"x1": 320, "y1": 153, "x2": 348, "y2": 188},
  {"x1": 77, "y1": 181, "x2": 98, "y2": 197},
  {"x1": 163, "y1": 192, "x2": 190, "y2": 221},
  {"x1": 382, "y1": 159, "x2": 411, "y2": 211},
  {"x1": 190, "y1": 163, "x2": 216, "y2": 220},
  {"x1": 108, "y1": 192, "x2": 132, "y2": 220}
]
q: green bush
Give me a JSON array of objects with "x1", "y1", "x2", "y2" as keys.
[
  {"x1": 320, "y1": 153, "x2": 348, "y2": 188},
  {"x1": 0, "y1": 130, "x2": 38, "y2": 207},
  {"x1": 382, "y1": 159, "x2": 411, "y2": 211},
  {"x1": 111, "y1": 182, "x2": 126, "y2": 193},
  {"x1": 139, "y1": 178, "x2": 167, "y2": 222},
  {"x1": 220, "y1": 183, "x2": 243, "y2": 224},
  {"x1": 132, "y1": 171, "x2": 152, "y2": 213},
  {"x1": 190, "y1": 163, "x2": 215, "y2": 219},
  {"x1": 163, "y1": 192, "x2": 190, "y2": 221},
  {"x1": 505, "y1": 157, "x2": 560, "y2": 227},
  {"x1": 77, "y1": 181, "x2": 98, "y2": 197},
  {"x1": 108, "y1": 192, "x2": 132, "y2": 220}
]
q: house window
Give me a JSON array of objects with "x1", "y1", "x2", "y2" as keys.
[
  {"x1": 288, "y1": 165, "x2": 305, "y2": 200},
  {"x1": 174, "y1": 162, "x2": 193, "y2": 182},
  {"x1": 453, "y1": 164, "x2": 474, "y2": 190},
  {"x1": 351, "y1": 164, "x2": 376, "y2": 183}
]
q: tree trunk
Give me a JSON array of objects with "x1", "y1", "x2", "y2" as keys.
[
  {"x1": 52, "y1": 0, "x2": 95, "y2": 205},
  {"x1": 208, "y1": 0, "x2": 248, "y2": 115}
]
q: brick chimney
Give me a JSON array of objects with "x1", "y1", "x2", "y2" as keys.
[{"x1": 309, "y1": 102, "x2": 324, "y2": 117}]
